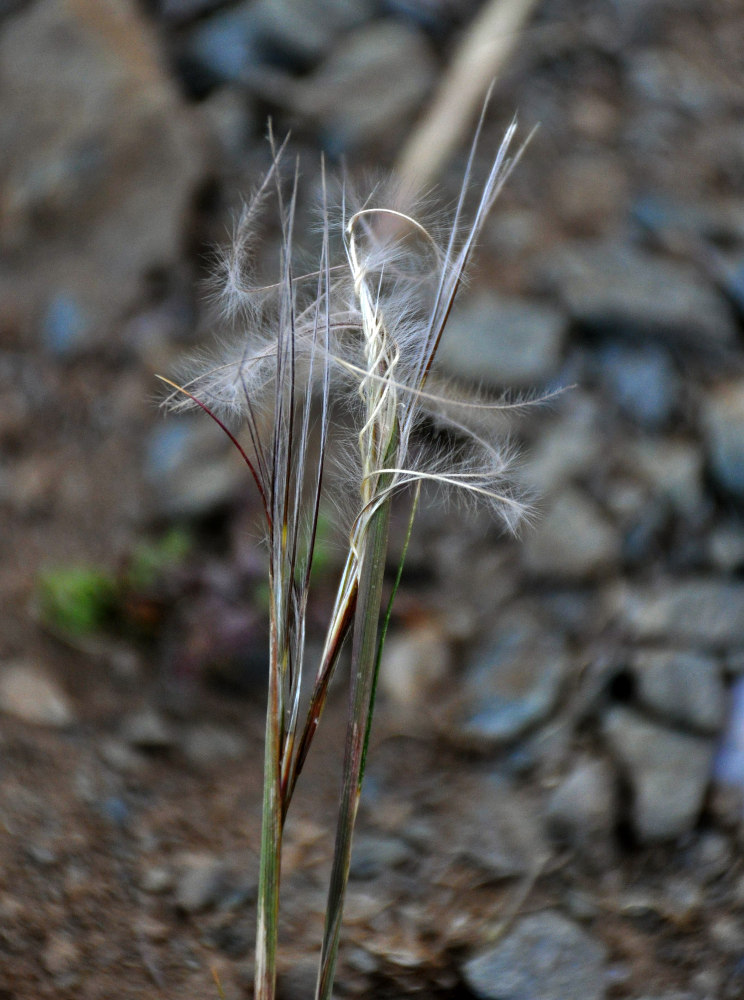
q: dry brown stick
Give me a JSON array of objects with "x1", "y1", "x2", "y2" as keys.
[{"x1": 395, "y1": 0, "x2": 541, "y2": 191}]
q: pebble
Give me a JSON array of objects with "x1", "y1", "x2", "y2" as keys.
[
  {"x1": 438, "y1": 292, "x2": 567, "y2": 387},
  {"x1": 603, "y1": 706, "x2": 715, "y2": 841},
  {"x1": 41, "y1": 293, "x2": 91, "y2": 358},
  {"x1": 620, "y1": 437, "x2": 704, "y2": 517},
  {"x1": 522, "y1": 393, "x2": 604, "y2": 494},
  {"x1": 294, "y1": 20, "x2": 436, "y2": 155},
  {"x1": 249, "y1": 0, "x2": 373, "y2": 66},
  {"x1": 630, "y1": 649, "x2": 726, "y2": 734},
  {"x1": 522, "y1": 487, "x2": 621, "y2": 579},
  {"x1": 447, "y1": 775, "x2": 548, "y2": 878},
  {"x1": 98, "y1": 738, "x2": 147, "y2": 775},
  {"x1": 140, "y1": 866, "x2": 174, "y2": 895},
  {"x1": 42, "y1": 931, "x2": 80, "y2": 981},
  {"x1": 536, "y1": 239, "x2": 736, "y2": 345},
  {"x1": 708, "y1": 521, "x2": 744, "y2": 572},
  {"x1": 121, "y1": 708, "x2": 175, "y2": 751},
  {"x1": 596, "y1": 342, "x2": 679, "y2": 428},
  {"x1": 349, "y1": 834, "x2": 411, "y2": 880},
  {"x1": 702, "y1": 379, "x2": 744, "y2": 500},
  {"x1": 174, "y1": 854, "x2": 232, "y2": 913},
  {"x1": 619, "y1": 579, "x2": 744, "y2": 647},
  {"x1": 378, "y1": 624, "x2": 450, "y2": 707},
  {"x1": 544, "y1": 757, "x2": 616, "y2": 848},
  {"x1": 462, "y1": 910, "x2": 607, "y2": 1000},
  {"x1": 0, "y1": 663, "x2": 74, "y2": 728},
  {"x1": 451, "y1": 610, "x2": 568, "y2": 747},
  {"x1": 145, "y1": 419, "x2": 245, "y2": 519},
  {"x1": 181, "y1": 724, "x2": 246, "y2": 769},
  {"x1": 180, "y1": 6, "x2": 261, "y2": 89}
]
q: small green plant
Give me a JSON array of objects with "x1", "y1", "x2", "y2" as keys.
[
  {"x1": 37, "y1": 566, "x2": 117, "y2": 636},
  {"x1": 161, "y1": 109, "x2": 529, "y2": 1000},
  {"x1": 36, "y1": 529, "x2": 191, "y2": 639}
]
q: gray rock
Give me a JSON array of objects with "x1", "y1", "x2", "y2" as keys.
[
  {"x1": 145, "y1": 419, "x2": 245, "y2": 518},
  {"x1": 121, "y1": 708, "x2": 175, "y2": 751},
  {"x1": 630, "y1": 649, "x2": 726, "y2": 734},
  {"x1": 596, "y1": 342, "x2": 679, "y2": 428},
  {"x1": 537, "y1": 240, "x2": 736, "y2": 345},
  {"x1": 708, "y1": 521, "x2": 744, "y2": 572},
  {"x1": 175, "y1": 854, "x2": 231, "y2": 913},
  {"x1": 140, "y1": 866, "x2": 174, "y2": 895},
  {"x1": 702, "y1": 379, "x2": 744, "y2": 499},
  {"x1": 523, "y1": 393, "x2": 604, "y2": 493},
  {"x1": 603, "y1": 707, "x2": 715, "y2": 841},
  {"x1": 545, "y1": 757, "x2": 616, "y2": 847},
  {"x1": 349, "y1": 834, "x2": 411, "y2": 880},
  {"x1": 250, "y1": 0, "x2": 374, "y2": 65},
  {"x1": 181, "y1": 724, "x2": 246, "y2": 769},
  {"x1": 447, "y1": 775, "x2": 548, "y2": 878},
  {"x1": 294, "y1": 21, "x2": 436, "y2": 155},
  {"x1": 0, "y1": 0, "x2": 205, "y2": 346},
  {"x1": 522, "y1": 487, "x2": 621, "y2": 579},
  {"x1": 378, "y1": 624, "x2": 450, "y2": 707},
  {"x1": 0, "y1": 663, "x2": 74, "y2": 728},
  {"x1": 438, "y1": 292, "x2": 567, "y2": 387},
  {"x1": 628, "y1": 49, "x2": 723, "y2": 114},
  {"x1": 451, "y1": 610, "x2": 568, "y2": 747},
  {"x1": 621, "y1": 438, "x2": 704, "y2": 517},
  {"x1": 182, "y1": 7, "x2": 261, "y2": 86},
  {"x1": 619, "y1": 579, "x2": 744, "y2": 647},
  {"x1": 462, "y1": 911, "x2": 607, "y2": 1000}
]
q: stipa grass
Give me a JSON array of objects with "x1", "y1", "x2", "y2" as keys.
[{"x1": 161, "y1": 109, "x2": 531, "y2": 1000}]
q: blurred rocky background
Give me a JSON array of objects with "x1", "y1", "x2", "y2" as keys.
[{"x1": 2, "y1": 1, "x2": 744, "y2": 998}]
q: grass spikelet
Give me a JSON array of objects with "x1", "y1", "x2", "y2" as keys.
[{"x1": 161, "y1": 111, "x2": 533, "y2": 1000}]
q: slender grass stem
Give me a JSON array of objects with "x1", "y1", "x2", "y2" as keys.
[
  {"x1": 315, "y1": 497, "x2": 392, "y2": 1000},
  {"x1": 255, "y1": 619, "x2": 284, "y2": 1000}
]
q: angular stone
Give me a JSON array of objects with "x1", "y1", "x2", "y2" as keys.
[
  {"x1": 378, "y1": 623, "x2": 449, "y2": 707},
  {"x1": 522, "y1": 487, "x2": 621, "y2": 579},
  {"x1": 0, "y1": 0, "x2": 205, "y2": 347},
  {"x1": 446, "y1": 775, "x2": 548, "y2": 879},
  {"x1": 604, "y1": 707, "x2": 715, "y2": 841},
  {"x1": 522, "y1": 393, "x2": 604, "y2": 493},
  {"x1": 438, "y1": 292, "x2": 567, "y2": 387},
  {"x1": 294, "y1": 21, "x2": 436, "y2": 155},
  {"x1": 0, "y1": 663, "x2": 74, "y2": 728},
  {"x1": 620, "y1": 579, "x2": 744, "y2": 647},
  {"x1": 537, "y1": 240, "x2": 736, "y2": 345},
  {"x1": 545, "y1": 757, "x2": 616, "y2": 847},
  {"x1": 462, "y1": 911, "x2": 607, "y2": 1000},
  {"x1": 596, "y1": 342, "x2": 679, "y2": 428},
  {"x1": 451, "y1": 610, "x2": 568, "y2": 748},
  {"x1": 621, "y1": 438, "x2": 704, "y2": 516},
  {"x1": 630, "y1": 649, "x2": 726, "y2": 734},
  {"x1": 145, "y1": 419, "x2": 246, "y2": 518},
  {"x1": 702, "y1": 379, "x2": 744, "y2": 499}
]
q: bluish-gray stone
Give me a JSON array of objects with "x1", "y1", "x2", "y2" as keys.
[
  {"x1": 452, "y1": 610, "x2": 568, "y2": 747},
  {"x1": 619, "y1": 579, "x2": 744, "y2": 647},
  {"x1": 630, "y1": 649, "x2": 726, "y2": 734},
  {"x1": 439, "y1": 292, "x2": 567, "y2": 387},
  {"x1": 537, "y1": 240, "x2": 736, "y2": 344},
  {"x1": 522, "y1": 487, "x2": 621, "y2": 579},
  {"x1": 703, "y1": 380, "x2": 744, "y2": 499},
  {"x1": 462, "y1": 911, "x2": 607, "y2": 1000},
  {"x1": 604, "y1": 707, "x2": 715, "y2": 841},
  {"x1": 597, "y1": 342, "x2": 679, "y2": 428}
]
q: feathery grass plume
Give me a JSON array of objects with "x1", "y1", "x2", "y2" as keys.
[{"x1": 160, "y1": 110, "x2": 530, "y2": 1000}]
